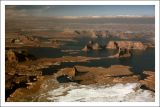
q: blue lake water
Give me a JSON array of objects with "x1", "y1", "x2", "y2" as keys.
[{"x1": 28, "y1": 37, "x2": 155, "y2": 75}]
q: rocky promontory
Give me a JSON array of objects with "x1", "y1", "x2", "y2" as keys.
[{"x1": 140, "y1": 71, "x2": 155, "y2": 91}]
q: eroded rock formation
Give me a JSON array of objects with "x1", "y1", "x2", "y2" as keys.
[
  {"x1": 74, "y1": 30, "x2": 110, "y2": 38},
  {"x1": 72, "y1": 65, "x2": 138, "y2": 85},
  {"x1": 6, "y1": 62, "x2": 155, "y2": 101},
  {"x1": 82, "y1": 40, "x2": 103, "y2": 51},
  {"x1": 82, "y1": 40, "x2": 147, "y2": 52},
  {"x1": 106, "y1": 41, "x2": 147, "y2": 50},
  {"x1": 11, "y1": 35, "x2": 39, "y2": 44},
  {"x1": 6, "y1": 49, "x2": 36, "y2": 63},
  {"x1": 56, "y1": 67, "x2": 78, "y2": 79},
  {"x1": 6, "y1": 49, "x2": 17, "y2": 63},
  {"x1": 5, "y1": 49, "x2": 40, "y2": 100},
  {"x1": 140, "y1": 71, "x2": 155, "y2": 91},
  {"x1": 108, "y1": 48, "x2": 132, "y2": 58}
]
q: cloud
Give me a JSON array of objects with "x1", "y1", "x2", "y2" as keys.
[
  {"x1": 5, "y1": 5, "x2": 54, "y2": 17},
  {"x1": 5, "y1": 5, "x2": 154, "y2": 18},
  {"x1": 6, "y1": 5, "x2": 28, "y2": 17}
]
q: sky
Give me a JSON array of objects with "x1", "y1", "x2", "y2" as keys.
[{"x1": 5, "y1": 5, "x2": 155, "y2": 17}]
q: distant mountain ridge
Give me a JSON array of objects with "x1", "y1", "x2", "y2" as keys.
[{"x1": 50, "y1": 15, "x2": 154, "y2": 19}]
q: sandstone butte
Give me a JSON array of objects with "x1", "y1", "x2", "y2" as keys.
[
  {"x1": 82, "y1": 40, "x2": 103, "y2": 51},
  {"x1": 106, "y1": 41, "x2": 147, "y2": 50},
  {"x1": 82, "y1": 40, "x2": 147, "y2": 52}
]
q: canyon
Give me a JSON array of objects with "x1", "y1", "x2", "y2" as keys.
[{"x1": 5, "y1": 16, "x2": 155, "y2": 102}]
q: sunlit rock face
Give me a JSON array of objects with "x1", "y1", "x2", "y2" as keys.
[
  {"x1": 82, "y1": 40, "x2": 147, "y2": 52},
  {"x1": 72, "y1": 65, "x2": 139, "y2": 85},
  {"x1": 6, "y1": 49, "x2": 17, "y2": 63},
  {"x1": 82, "y1": 40, "x2": 103, "y2": 51},
  {"x1": 6, "y1": 49, "x2": 36, "y2": 63},
  {"x1": 108, "y1": 48, "x2": 132, "y2": 58},
  {"x1": 140, "y1": 71, "x2": 155, "y2": 91},
  {"x1": 56, "y1": 67, "x2": 77, "y2": 80},
  {"x1": 106, "y1": 41, "x2": 147, "y2": 50},
  {"x1": 46, "y1": 83, "x2": 155, "y2": 102}
]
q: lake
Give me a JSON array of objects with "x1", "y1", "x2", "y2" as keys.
[{"x1": 27, "y1": 37, "x2": 155, "y2": 75}]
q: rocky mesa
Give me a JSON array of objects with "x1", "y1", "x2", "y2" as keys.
[
  {"x1": 106, "y1": 41, "x2": 147, "y2": 50},
  {"x1": 82, "y1": 40, "x2": 149, "y2": 52}
]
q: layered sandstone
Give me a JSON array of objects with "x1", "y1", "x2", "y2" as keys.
[
  {"x1": 108, "y1": 48, "x2": 132, "y2": 58},
  {"x1": 72, "y1": 65, "x2": 139, "y2": 85},
  {"x1": 140, "y1": 71, "x2": 155, "y2": 91},
  {"x1": 82, "y1": 40, "x2": 103, "y2": 51},
  {"x1": 106, "y1": 41, "x2": 147, "y2": 50}
]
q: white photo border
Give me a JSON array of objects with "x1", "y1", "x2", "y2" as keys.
[{"x1": 1, "y1": 1, "x2": 159, "y2": 106}]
